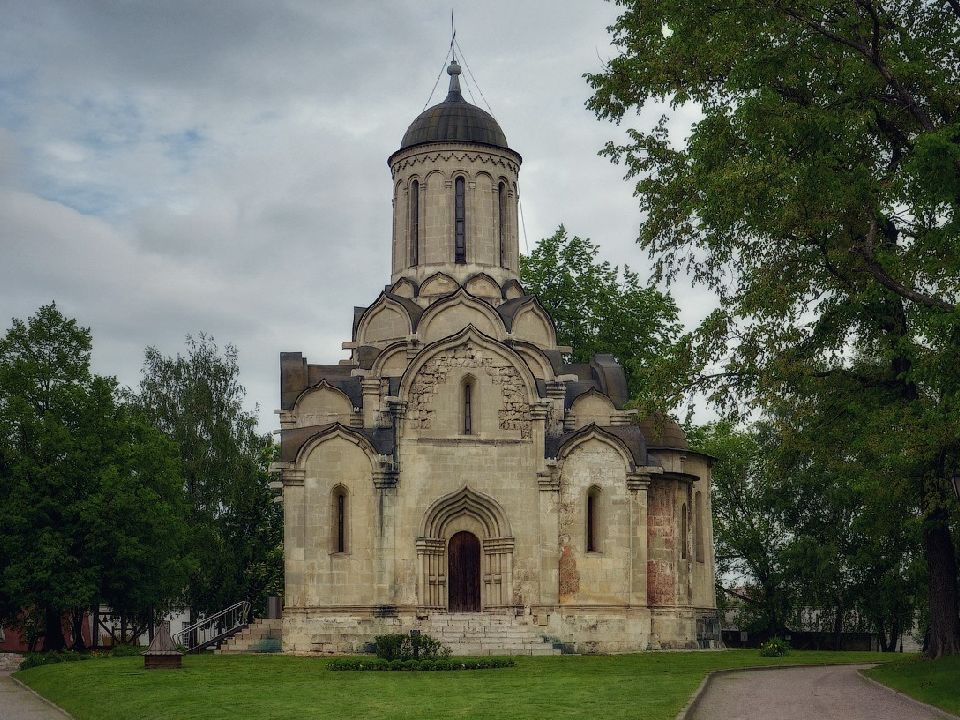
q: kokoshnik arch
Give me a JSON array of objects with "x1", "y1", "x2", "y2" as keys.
[{"x1": 274, "y1": 59, "x2": 719, "y2": 653}]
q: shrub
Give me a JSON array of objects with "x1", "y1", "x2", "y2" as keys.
[
  {"x1": 19, "y1": 651, "x2": 91, "y2": 671},
  {"x1": 109, "y1": 644, "x2": 144, "y2": 657},
  {"x1": 759, "y1": 636, "x2": 790, "y2": 657},
  {"x1": 373, "y1": 633, "x2": 451, "y2": 661},
  {"x1": 328, "y1": 656, "x2": 515, "y2": 672}
]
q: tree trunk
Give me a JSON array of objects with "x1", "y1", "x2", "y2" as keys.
[
  {"x1": 923, "y1": 508, "x2": 960, "y2": 658},
  {"x1": 70, "y1": 609, "x2": 86, "y2": 650},
  {"x1": 42, "y1": 607, "x2": 65, "y2": 651},
  {"x1": 888, "y1": 615, "x2": 901, "y2": 653},
  {"x1": 832, "y1": 607, "x2": 844, "y2": 651}
]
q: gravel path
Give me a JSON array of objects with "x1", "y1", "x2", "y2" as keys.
[
  {"x1": 0, "y1": 655, "x2": 72, "y2": 719},
  {"x1": 690, "y1": 664, "x2": 948, "y2": 720}
]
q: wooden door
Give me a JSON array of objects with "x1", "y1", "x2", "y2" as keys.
[{"x1": 447, "y1": 531, "x2": 481, "y2": 612}]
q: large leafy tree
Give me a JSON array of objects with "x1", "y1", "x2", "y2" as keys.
[
  {"x1": 588, "y1": 0, "x2": 960, "y2": 657},
  {"x1": 692, "y1": 418, "x2": 923, "y2": 649},
  {"x1": 136, "y1": 336, "x2": 282, "y2": 618},
  {"x1": 0, "y1": 304, "x2": 189, "y2": 650},
  {"x1": 521, "y1": 225, "x2": 681, "y2": 398}
]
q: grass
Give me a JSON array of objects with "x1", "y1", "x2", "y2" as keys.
[
  {"x1": 14, "y1": 650, "x2": 898, "y2": 720},
  {"x1": 864, "y1": 655, "x2": 960, "y2": 716}
]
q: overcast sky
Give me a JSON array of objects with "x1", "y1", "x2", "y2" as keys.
[{"x1": 0, "y1": 1, "x2": 711, "y2": 431}]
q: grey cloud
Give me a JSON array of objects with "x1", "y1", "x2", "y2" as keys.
[{"x1": 1, "y1": 1, "x2": 719, "y2": 430}]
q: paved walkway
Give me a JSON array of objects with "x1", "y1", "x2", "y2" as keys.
[
  {"x1": 0, "y1": 667, "x2": 72, "y2": 720},
  {"x1": 690, "y1": 664, "x2": 948, "y2": 720}
]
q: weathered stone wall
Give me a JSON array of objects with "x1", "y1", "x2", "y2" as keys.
[
  {"x1": 557, "y1": 437, "x2": 632, "y2": 605},
  {"x1": 290, "y1": 436, "x2": 377, "y2": 608},
  {"x1": 405, "y1": 341, "x2": 532, "y2": 439},
  {"x1": 647, "y1": 479, "x2": 677, "y2": 607}
]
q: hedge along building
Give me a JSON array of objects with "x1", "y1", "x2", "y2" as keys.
[{"x1": 274, "y1": 59, "x2": 718, "y2": 654}]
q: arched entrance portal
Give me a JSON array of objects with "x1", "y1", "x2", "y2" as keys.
[{"x1": 448, "y1": 531, "x2": 481, "y2": 612}]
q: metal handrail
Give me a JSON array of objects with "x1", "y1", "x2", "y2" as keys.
[{"x1": 174, "y1": 601, "x2": 250, "y2": 652}]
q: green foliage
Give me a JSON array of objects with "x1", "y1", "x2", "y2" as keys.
[
  {"x1": 108, "y1": 644, "x2": 145, "y2": 657},
  {"x1": 690, "y1": 420, "x2": 923, "y2": 647},
  {"x1": 520, "y1": 226, "x2": 681, "y2": 401},
  {"x1": 588, "y1": 0, "x2": 960, "y2": 657},
  {"x1": 135, "y1": 335, "x2": 282, "y2": 618},
  {"x1": 373, "y1": 633, "x2": 450, "y2": 661},
  {"x1": 758, "y1": 636, "x2": 790, "y2": 658},
  {"x1": 18, "y1": 650, "x2": 90, "y2": 671},
  {"x1": 329, "y1": 656, "x2": 514, "y2": 671},
  {"x1": 0, "y1": 303, "x2": 190, "y2": 650}
]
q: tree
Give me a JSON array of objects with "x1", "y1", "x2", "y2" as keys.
[
  {"x1": 0, "y1": 303, "x2": 189, "y2": 650},
  {"x1": 687, "y1": 422, "x2": 797, "y2": 637},
  {"x1": 520, "y1": 225, "x2": 681, "y2": 399},
  {"x1": 588, "y1": 0, "x2": 960, "y2": 657},
  {"x1": 691, "y1": 418, "x2": 923, "y2": 649},
  {"x1": 136, "y1": 335, "x2": 282, "y2": 618}
]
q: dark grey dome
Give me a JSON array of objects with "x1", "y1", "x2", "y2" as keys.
[{"x1": 399, "y1": 61, "x2": 509, "y2": 151}]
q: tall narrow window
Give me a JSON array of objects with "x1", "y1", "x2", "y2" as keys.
[
  {"x1": 409, "y1": 180, "x2": 419, "y2": 266},
  {"x1": 695, "y1": 491, "x2": 704, "y2": 563},
  {"x1": 454, "y1": 176, "x2": 466, "y2": 263},
  {"x1": 586, "y1": 486, "x2": 600, "y2": 552},
  {"x1": 332, "y1": 486, "x2": 348, "y2": 553},
  {"x1": 498, "y1": 181, "x2": 507, "y2": 267},
  {"x1": 463, "y1": 378, "x2": 473, "y2": 434},
  {"x1": 680, "y1": 503, "x2": 688, "y2": 560}
]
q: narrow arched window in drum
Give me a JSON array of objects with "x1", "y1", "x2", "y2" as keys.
[
  {"x1": 498, "y1": 181, "x2": 507, "y2": 267},
  {"x1": 455, "y1": 176, "x2": 466, "y2": 263},
  {"x1": 409, "y1": 180, "x2": 419, "y2": 266}
]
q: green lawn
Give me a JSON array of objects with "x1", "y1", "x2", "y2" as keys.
[
  {"x1": 15, "y1": 650, "x2": 898, "y2": 720},
  {"x1": 864, "y1": 655, "x2": 960, "y2": 717}
]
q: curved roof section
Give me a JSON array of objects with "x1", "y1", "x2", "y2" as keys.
[
  {"x1": 638, "y1": 413, "x2": 689, "y2": 450},
  {"x1": 399, "y1": 61, "x2": 509, "y2": 151}
]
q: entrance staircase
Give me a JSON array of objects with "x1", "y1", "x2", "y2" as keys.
[
  {"x1": 218, "y1": 618, "x2": 282, "y2": 654},
  {"x1": 421, "y1": 613, "x2": 561, "y2": 656}
]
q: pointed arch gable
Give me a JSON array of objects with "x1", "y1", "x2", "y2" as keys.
[
  {"x1": 419, "y1": 486, "x2": 512, "y2": 539},
  {"x1": 390, "y1": 277, "x2": 419, "y2": 299},
  {"x1": 569, "y1": 387, "x2": 617, "y2": 427},
  {"x1": 370, "y1": 340, "x2": 413, "y2": 377},
  {"x1": 417, "y1": 288, "x2": 506, "y2": 343},
  {"x1": 555, "y1": 424, "x2": 637, "y2": 474},
  {"x1": 507, "y1": 339, "x2": 556, "y2": 382},
  {"x1": 293, "y1": 380, "x2": 355, "y2": 427},
  {"x1": 294, "y1": 423, "x2": 380, "y2": 472},
  {"x1": 464, "y1": 272, "x2": 502, "y2": 302},
  {"x1": 399, "y1": 324, "x2": 539, "y2": 404},
  {"x1": 509, "y1": 297, "x2": 557, "y2": 348},
  {"x1": 355, "y1": 292, "x2": 414, "y2": 344},
  {"x1": 501, "y1": 279, "x2": 525, "y2": 300},
  {"x1": 419, "y1": 271, "x2": 460, "y2": 299}
]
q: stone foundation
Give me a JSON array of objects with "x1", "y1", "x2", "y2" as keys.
[{"x1": 283, "y1": 605, "x2": 708, "y2": 655}]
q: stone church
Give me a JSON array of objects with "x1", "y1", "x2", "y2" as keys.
[{"x1": 274, "y1": 60, "x2": 717, "y2": 654}]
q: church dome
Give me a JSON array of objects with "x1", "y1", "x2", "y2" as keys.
[{"x1": 399, "y1": 60, "x2": 509, "y2": 151}]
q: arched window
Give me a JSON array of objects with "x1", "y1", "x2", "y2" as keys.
[
  {"x1": 409, "y1": 180, "x2": 419, "y2": 266},
  {"x1": 695, "y1": 491, "x2": 704, "y2": 563},
  {"x1": 680, "y1": 503, "x2": 688, "y2": 560},
  {"x1": 462, "y1": 376, "x2": 474, "y2": 434},
  {"x1": 498, "y1": 181, "x2": 507, "y2": 267},
  {"x1": 454, "y1": 176, "x2": 466, "y2": 263},
  {"x1": 332, "y1": 485, "x2": 349, "y2": 553},
  {"x1": 586, "y1": 486, "x2": 601, "y2": 552}
]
